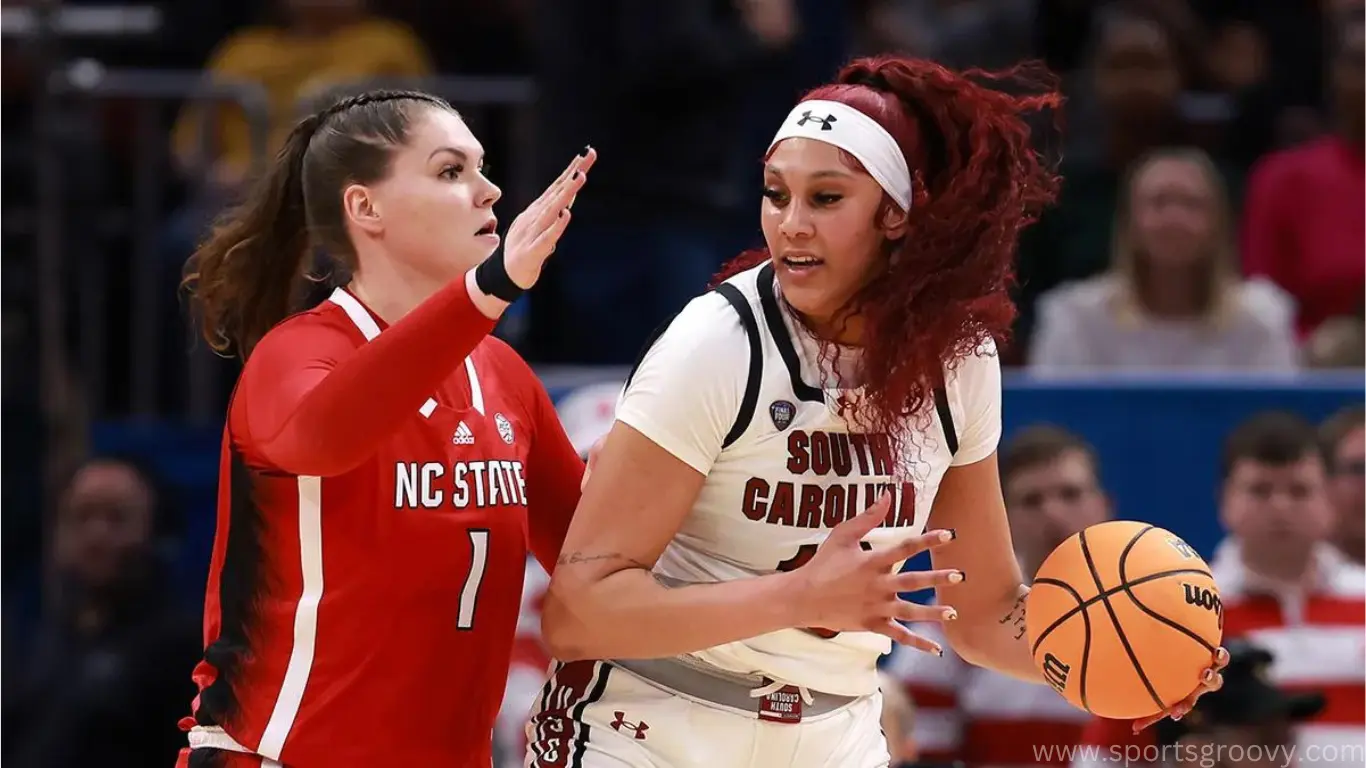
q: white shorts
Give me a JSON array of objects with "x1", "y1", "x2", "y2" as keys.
[{"x1": 524, "y1": 660, "x2": 890, "y2": 768}]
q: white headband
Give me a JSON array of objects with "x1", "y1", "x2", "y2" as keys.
[{"x1": 768, "y1": 99, "x2": 912, "y2": 210}]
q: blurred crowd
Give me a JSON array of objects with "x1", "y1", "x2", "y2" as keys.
[{"x1": 2, "y1": 0, "x2": 1364, "y2": 767}]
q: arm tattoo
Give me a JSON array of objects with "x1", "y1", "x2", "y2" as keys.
[
  {"x1": 556, "y1": 551, "x2": 649, "y2": 568},
  {"x1": 999, "y1": 594, "x2": 1027, "y2": 641}
]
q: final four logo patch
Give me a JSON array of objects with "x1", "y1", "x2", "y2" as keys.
[{"x1": 769, "y1": 400, "x2": 796, "y2": 431}]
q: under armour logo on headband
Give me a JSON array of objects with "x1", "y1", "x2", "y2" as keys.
[{"x1": 795, "y1": 111, "x2": 837, "y2": 131}]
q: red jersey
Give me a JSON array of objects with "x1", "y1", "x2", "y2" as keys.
[
  {"x1": 179, "y1": 282, "x2": 583, "y2": 768},
  {"x1": 1241, "y1": 135, "x2": 1365, "y2": 336}
]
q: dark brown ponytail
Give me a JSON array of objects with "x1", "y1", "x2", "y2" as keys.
[{"x1": 182, "y1": 89, "x2": 453, "y2": 358}]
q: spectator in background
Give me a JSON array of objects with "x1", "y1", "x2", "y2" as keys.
[
  {"x1": 1241, "y1": 21, "x2": 1365, "y2": 339},
  {"x1": 1076, "y1": 412, "x2": 1366, "y2": 768},
  {"x1": 1014, "y1": 5, "x2": 1199, "y2": 356},
  {"x1": 1304, "y1": 315, "x2": 1366, "y2": 370},
  {"x1": 857, "y1": 0, "x2": 1036, "y2": 71},
  {"x1": 880, "y1": 668, "x2": 920, "y2": 766},
  {"x1": 3, "y1": 457, "x2": 199, "y2": 768},
  {"x1": 162, "y1": 0, "x2": 432, "y2": 265},
  {"x1": 171, "y1": 0, "x2": 432, "y2": 186},
  {"x1": 1320, "y1": 406, "x2": 1365, "y2": 565},
  {"x1": 526, "y1": 0, "x2": 815, "y2": 364},
  {"x1": 1029, "y1": 147, "x2": 1297, "y2": 372},
  {"x1": 1154, "y1": 639, "x2": 1326, "y2": 768},
  {"x1": 890, "y1": 425, "x2": 1109, "y2": 766}
]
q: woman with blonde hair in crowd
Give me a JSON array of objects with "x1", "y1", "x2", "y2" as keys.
[{"x1": 1029, "y1": 147, "x2": 1298, "y2": 372}]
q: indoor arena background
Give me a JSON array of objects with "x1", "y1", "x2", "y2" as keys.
[{"x1": 2, "y1": 1, "x2": 1364, "y2": 767}]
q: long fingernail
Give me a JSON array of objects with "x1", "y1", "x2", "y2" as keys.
[
  {"x1": 942, "y1": 608, "x2": 958, "y2": 621},
  {"x1": 947, "y1": 570, "x2": 965, "y2": 584}
]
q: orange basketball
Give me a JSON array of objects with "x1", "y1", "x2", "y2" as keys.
[{"x1": 1024, "y1": 520, "x2": 1223, "y2": 720}]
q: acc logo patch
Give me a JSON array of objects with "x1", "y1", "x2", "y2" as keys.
[
  {"x1": 494, "y1": 413, "x2": 515, "y2": 444},
  {"x1": 769, "y1": 400, "x2": 796, "y2": 431}
]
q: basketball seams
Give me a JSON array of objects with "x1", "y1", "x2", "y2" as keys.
[
  {"x1": 1078, "y1": 528, "x2": 1166, "y2": 714},
  {"x1": 1027, "y1": 568, "x2": 1212, "y2": 653},
  {"x1": 1027, "y1": 576, "x2": 1095, "y2": 714},
  {"x1": 1028, "y1": 578, "x2": 1082, "y2": 656},
  {"x1": 1118, "y1": 530, "x2": 1218, "y2": 655}
]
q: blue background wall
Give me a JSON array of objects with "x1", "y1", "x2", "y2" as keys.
[{"x1": 89, "y1": 373, "x2": 1364, "y2": 603}]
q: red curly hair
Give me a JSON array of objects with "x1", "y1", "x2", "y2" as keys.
[{"x1": 713, "y1": 55, "x2": 1061, "y2": 452}]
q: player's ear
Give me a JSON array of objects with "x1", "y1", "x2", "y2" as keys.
[
  {"x1": 880, "y1": 202, "x2": 909, "y2": 241},
  {"x1": 343, "y1": 184, "x2": 384, "y2": 236}
]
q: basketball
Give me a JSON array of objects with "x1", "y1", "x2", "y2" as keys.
[{"x1": 1024, "y1": 520, "x2": 1223, "y2": 720}]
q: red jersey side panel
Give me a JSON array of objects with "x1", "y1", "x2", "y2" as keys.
[{"x1": 186, "y1": 288, "x2": 579, "y2": 767}]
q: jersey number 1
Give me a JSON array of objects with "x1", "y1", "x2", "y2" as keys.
[
  {"x1": 457, "y1": 529, "x2": 490, "y2": 630},
  {"x1": 776, "y1": 541, "x2": 872, "y2": 639}
]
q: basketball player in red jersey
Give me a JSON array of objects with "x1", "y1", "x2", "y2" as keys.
[{"x1": 175, "y1": 90, "x2": 595, "y2": 767}]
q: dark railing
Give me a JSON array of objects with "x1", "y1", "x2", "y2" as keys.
[{"x1": 25, "y1": 68, "x2": 537, "y2": 426}]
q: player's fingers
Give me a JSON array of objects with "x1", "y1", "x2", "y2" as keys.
[
  {"x1": 575, "y1": 146, "x2": 598, "y2": 174},
  {"x1": 522, "y1": 149, "x2": 589, "y2": 223},
  {"x1": 830, "y1": 492, "x2": 891, "y2": 545},
  {"x1": 1211, "y1": 646, "x2": 1230, "y2": 671},
  {"x1": 888, "y1": 567, "x2": 964, "y2": 595},
  {"x1": 874, "y1": 621, "x2": 942, "y2": 656},
  {"x1": 1132, "y1": 712, "x2": 1164, "y2": 733},
  {"x1": 1200, "y1": 667, "x2": 1224, "y2": 693},
  {"x1": 530, "y1": 171, "x2": 589, "y2": 233},
  {"x1": 891, "y1": 600, "x2": 957, "y2": 624},
  {"x1": 877, "y1": 529, "x2": 956, "y2": 568},
  {"x1": 547, "y1": 148, "x2": 591, "y2": 193},
  {"x1": 527, "y1": 207, "x2": 573, "y2": 258},
  {"x1": 545, "y1": 148, "x2": 595, "y2": 203}
]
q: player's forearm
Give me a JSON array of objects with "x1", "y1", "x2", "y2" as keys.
[
  {"x1": 264, "y1": 273, "x2": 498, "y2": 476},
  {"x1": 542, "y1": 566, "x2": 804, "y2": 661},
  {"x1": 943, "y1": 584, "x2": 1042, "y2": 683}
]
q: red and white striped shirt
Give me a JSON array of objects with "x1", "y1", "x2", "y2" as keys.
[
  {"x1": 1074, "y1": 539, "x2": 1366, "y2": 767},
  {"x1": 887, "y1": 622, "x2": 1090, "y2": 767}
]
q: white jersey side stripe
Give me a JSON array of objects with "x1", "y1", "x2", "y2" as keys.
[{"x1": 256, "y1": 476, "x2": 325, "y2": 760}]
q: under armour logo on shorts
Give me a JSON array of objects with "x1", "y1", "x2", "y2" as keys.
[{"x1": 609, "y1": 711, "x2": 649, "y2": 739}]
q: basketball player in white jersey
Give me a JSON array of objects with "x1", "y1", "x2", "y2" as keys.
[{"x1": 527, "y1": 55, "x2": 1225, "y2": 768}]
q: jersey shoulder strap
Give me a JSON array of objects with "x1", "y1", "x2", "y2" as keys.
[
  {"x1": 622, "y1": 285, "x2": 764, "y2": 450},
  {"x1": 932, "y1": 373, "x2": 958, "y2": 457},
  {"x1": 711, "y1": 283, "x2": 763, "y2": 448}
]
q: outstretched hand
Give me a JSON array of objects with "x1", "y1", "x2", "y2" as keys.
[
  {"x1": 787, "y1": 493, "x2": 964, "y2": 655},
  {"x1": 1132, "y1": 647, "x2": 1230, "y2": 733},
  {"x1": 502, "y1": 147, "x2": 598, "y2": 289}
]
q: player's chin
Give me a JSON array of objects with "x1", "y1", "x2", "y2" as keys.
[
  {"x1": 473, "y1": 232, "x2": 501, "y2": 257},
  {"x1": 779, "y1": 284, "x2": 841, "y2": 324}
]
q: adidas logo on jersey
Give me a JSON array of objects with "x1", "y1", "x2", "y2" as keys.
[{"x1": 452, "y1": 421, "x2": 475, "y2": 445}]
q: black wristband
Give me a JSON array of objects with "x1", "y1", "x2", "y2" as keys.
[{"x1": 474, "y1": 251, "x2": 526, "y2": 303}]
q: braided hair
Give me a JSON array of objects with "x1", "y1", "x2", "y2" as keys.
[{"x1": 184, "y1": 89, "x2": 455, "y2": 357}]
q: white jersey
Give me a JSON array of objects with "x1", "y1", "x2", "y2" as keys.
[{"x1": 615, "y1": 263, "x2": 1003, "y2": 696}]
